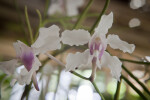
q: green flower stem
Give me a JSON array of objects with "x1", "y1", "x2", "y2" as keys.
[
  {"x1": 90, "y1": 0, "x2": 110, "y2": 33},
  {"x1": 36, "y1": 9, "x2": 42, "y2": 28},
  {"x1": 46, "y1": 53, "x2": 89, "y2": 80},
  {"x1": 114, "y1": 77, "x2": 122, "y2": 100},
  {"x1": 60, "y1": 20, "x2": 68, "y2": 29},
  {"x1": 121, "y1": 75, "x2": 148, "y2": 100},
  {"x1": 70, "y1": 71, "x2": 105, "y2": 100},
  {"x1": 91, "y1": 81, "x2": 105, "y2": 100},
  {"x1": 73, "y1": 0, "x2": 94, "y2": 29},
  {"x1": 122, "y1": 65, "x2": 150, "y2": 95},
  {"x1": 45, "y1": 53, "x2": 105, "y2": 99},
  {"x1": 0, "y1": 74, "x2": 7, "y2": 99},
  {"x1": 44, "y1": 0, "x2": 51, "y2": 19},
  {"x1": 120, "y1": 58, "x2": 150, "y2": 65},
  {"x1": 35, "y1": 9, "x2": 42, "y2": 41},
  {"x1": 53, "y1": 66, "x2": 62, "y2": 100},
  {"x1": 70, "y1": 71, "x2": 89, "y2": 80},
  {"x1": 21, "y1": 83, "x2": 32, "y2": 100},
  {"x1": 25, "y1": 6, "x2": 34, "y2": 44},
  {"x1": 43, "y1": 13, "x2": 99, "y2": 25}
]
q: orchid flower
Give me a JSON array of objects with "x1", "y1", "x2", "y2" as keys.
[
  {"x1": 61, "y1": 12, "x2": 135, "y2": 81},
  {"x1": 0, "y1": 25, "x2": 61, "y2": 90},
  {"x1": 48, "y1": 0, "x2": 84, "y2": 16}
]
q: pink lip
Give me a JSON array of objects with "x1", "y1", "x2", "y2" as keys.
[{"x1": 22, "y1": 51, "x2": 34, "y2": 71}]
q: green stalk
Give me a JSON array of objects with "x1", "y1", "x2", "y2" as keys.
[
  {"x1": 120, "y1": 58, "x2": 150, "y2": 65},
  {"x1": 43, "y1": 13, "x2": 99, "y2": 26},
  {"x1": 60, "y1": 20, "x2": 68, "y2": 29},
  {"x1": 71, "y1": 71, "x2": 105, "y2": 100},
  {"x1": 21, "y1": 83, "x2": 32, "y2": 100},
  {"x1": 53, "y1": 67, "x2": 61, "y2": 100},
  {"x1": 70, "y1": 71, "x2": 89, "y2": 80},
  {"x1": 25, "y1": 6, "x2": 34, "y2": 44},
  {"x1": 35, "y1": 9, "x2": 42, "y2": 41},
  {"x1": 90, "y1": 0, "x2": 110, "y2": 33},
  {"x1": 122, "y1": 65, "x2": 150, "y2": 95},
  {"x1": 73, "y1": 0, "x2": 94, "y2": 29},
  {"x1": 44, "y1": 0, "x2": 51, "y2": 19},
  {"x1": 91, "y1": 81, "x2": 105, "y2": 100},
  {"x1": 121, "y1": 75, "x2": 147, "y2": 100},
  {"x1": 45, "y1": 53, "x2": 105, "y2": 99},
  {"x1": 114, "y1": 78, "x2": 122, "y2": 100}
]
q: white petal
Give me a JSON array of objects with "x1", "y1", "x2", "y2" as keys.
[
  {"x1": 107, "y1": 34, "x2": 135, "y2": 53},
  {"x1": 32, "y1": 72, "x2": 39, "y2": 91},
  {"x1": 47, "y1": 1, "x2": 64, "y2": 15},
  {"x1": 61, "y1": 29, "x2": 91, "y2": 46},
  {"x1": 13, "y1": 41, "x2": 35, "y2": 71},
  {"x1": 32, "y1": 25, "x2": 61, "y2": 55},
  {"x1": 101, "y1": 51, "x2": 122, "y2": 81},
  {"x1": 95, "y1": 12, "x2": 113, "y2": 35},
  {"x1": 13, "y1": 42, "x2": 21, "y2": 58},
  {"x1": 96, "y1": 58, "x2": 101, "y2": 69},
  {"x1": 0, "y1": 59, "x2": 18, "y2": 75},
  {"x1": 93, "y1": 51, "x2": 101, "y2": 69},
  {"x1": 65, "y1": 49, "x2": 91, "y2": 71},
  {"x1": 15, "y1": 56, "x2": 41, "y2": 85},
  {"x1": 66, "y1": 0, "x2": 84, "y2": 16},
  {"x1": 16, "y1": 68, "x2": 31, "y2": 85},
  {"x1": 13, "y1": 40, "x2": 32, "y2": 58}
]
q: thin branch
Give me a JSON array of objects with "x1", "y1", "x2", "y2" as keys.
[
  {"x1": 25, "y1": 6, "x2": 34, "y2": 44},
  {"x1": 73, "y1": 0, "x2": 94, "y2": 29},
  {"x1": 120, "y1": 58, "x2": 150, "y2": 65},
  {"x1": 45, "y1": 53, "x2": 65, "y2": 67},
  {"x1": 114, "y1": 77, "x2": 122, "y2": 100},
  {"x1": 121, "y1": 75, "x2": 147, "y2": 100},
  {"x1": 91, "y1": 81, "x2": 105, "y2": 100},
  {"x1": 35, "y1": 9, "x2": 42, "y2": 41},
  {"x1": 43, "y1": 13, "x2": 99, "y2": 26},
  {"x1": 44, "y1": 0, "x2": 51, "y2": 19},
  {"x1": 45, "y1": 53, "x2": 105, "y2": 99},
  {"x1": 53, "y1": 67, "x2": 62, "y2": 100},
  {"x1": 21, "y1": 83, "x2": 32, "y2": 100},
  {"x1": 122, "y1": 65, "x2": 150, "y2": 95},
  {"x1": 70, "y1": 71, "x2": 89, "y2": 80}
]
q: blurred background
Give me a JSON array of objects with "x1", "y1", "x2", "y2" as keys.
[{"x1": 0, "y1": 0, "x2": 150, "y2": 100}]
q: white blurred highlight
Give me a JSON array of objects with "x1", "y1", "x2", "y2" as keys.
[
  {"x1": 68, "y1": 89, "x2": 77, "y2": 100},
  {"x1": 45, "y1": 92, "x2": 55, "y2": 100},
  {"x1": 129, "y1": 18, "x2": 141, "y2": 28},
  {"x1": 10, "y1": 83, "x2": 24, "y2": 100},
  {"x1": 16, "y1": 65, "x2": 24, "y2": 73},
  {"x1": 132, "y1": 70, "x2": 144, "y2": 78},
  {"x1": 145, "y1": 56, "x2": 150, "y2": 62},
  {"x1": 130, "y1": 0, "x2": 146, "y2": 9},
  {"x1": 93, "y1": 93, "x2": 101, "y2": 100},
  {"x1": 76, "y1": 85, "x2": 93, "y2": 100}
]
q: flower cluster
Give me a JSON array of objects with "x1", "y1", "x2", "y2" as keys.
[
  {"x1": 0, "y1": 12, "x2": 135, "y2": 91},
  {"x1": 61, "y1": 12, "x2": 135, "y2": 81},
  {"x1": 0, "y1": 25, "x2": 61, "y2": 91}
]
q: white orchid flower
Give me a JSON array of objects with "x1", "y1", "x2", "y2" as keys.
[
  {"x1": 0, "y1": 25, "x2": 61, "y2": 90},
  {"x1": 48, "y1": 0, "x2": 84, "y2": 16},
  {"x1": 61, "y1": 12, "x2": 135, "y2": 81}
]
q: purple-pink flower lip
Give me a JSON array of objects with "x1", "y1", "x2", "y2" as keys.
[
  {"x1": 21, "y1": 51, "x2": 34, "y2": 71},
  {"x1": 89, "y1": 37, "x2": 101, "y2": 55}
]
